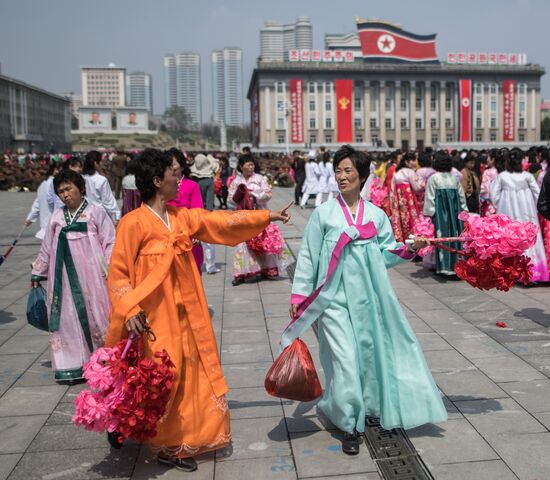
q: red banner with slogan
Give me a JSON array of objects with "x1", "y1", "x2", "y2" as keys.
[
  {"x1": 290, "y1": 78, "x2": 304, "y2": 143},
  {"x1": 458, "y1": 79, "x2": 472, "y2": 142},
  {"x1": 503, "y1": 80, "x2": 516, "y2": 141},
  {"x1": 336, "y1": 79, "x2": 353, "y2": 143}
]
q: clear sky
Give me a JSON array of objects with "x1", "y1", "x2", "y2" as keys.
[{"x1": 0, "y1": 0, "x2": 546, "y2": 119}]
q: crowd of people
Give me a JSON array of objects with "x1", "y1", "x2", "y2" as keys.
[{"x1": 10, "y1": 141, "x2": 550, "y2": 471}]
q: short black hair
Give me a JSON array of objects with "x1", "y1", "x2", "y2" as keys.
[
  {"x1": 62, "y1": 156, "x2": 82, "y2": 171},
  {"x1": 134, "y1": 148, "x2": 173, "y2": 202},
  {"x1": 333, "y1": 145, "x2": 370, "y2": 186},
  {"x1": 53, "y1": 170, "x2": 86, "y2": 195},
  {"x1": 237, "y1": 153, "x2": 259, "y2": 173},
  {"x1": 83, "y1": 150, "x2": 101, "y2": 175},
  {"x1": 433, "y1": 151, "x2": 453, "y2": 172},
  {"x1": 166, "y1": 147, "x2": 191, "y2": 179}
]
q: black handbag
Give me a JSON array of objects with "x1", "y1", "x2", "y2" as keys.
[
  {"x1": 538, "y1": 174, "x2": 550, "y2": 220},
  {"x1": 26, "y1": 286, "x2": 49, "y2": 331}
]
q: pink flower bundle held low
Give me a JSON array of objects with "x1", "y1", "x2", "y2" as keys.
[
  {"x1": 72, "y1": 336, "x2": 175, "y2": 442},
  {"x1": 412, "y1": 212, "x2": 537, "y2": 291},
  {"x1": 369, "y1": 177, "x2": 388, "y2": 209},
  {"x1": 246, "y1": 223, "x2": 284, "y2": 255},
  {"x1": 412, "y1": 216, "x2": 435, "y2": 257}
]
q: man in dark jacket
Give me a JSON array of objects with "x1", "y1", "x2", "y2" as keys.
[
  {"x1": 111, "y1": 149, "x2": 128, "y2": 199},
  {"x1": 538, "y1": 169, "x2": 550, "y2": 220},
  {"x1": 292, "y1": 150, "x2": 305, "y2": 205}
]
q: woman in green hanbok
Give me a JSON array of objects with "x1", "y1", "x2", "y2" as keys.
[
  {"x1": 423, "y1": 152, "x2": 468, "y2": 276},
  {"x1": 283, "y1": 145, "x2": 447, "y2": 455}
]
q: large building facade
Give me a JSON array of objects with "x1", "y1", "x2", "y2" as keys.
[
  {"x1": 126, "y1": 72, "x2": 153, "y2": 113},
  {"x1": 81, "y1": 65, "x2": 126, "y2": 108},
  {"x1": 212, "y1": 47, "x2": 244, "y2": 126},
  {"x1": 248, "y1": 20, "x2": 545, "y2": 150},
  {"x1": 260, "y1": 17, "x2": 312, "y2": 62},
  {"x1": 0, "y1": 74, "x2": 71, "y2": 152},
  {"x1": 164, "y1": 52, "x2": 202, "y2": 126}
]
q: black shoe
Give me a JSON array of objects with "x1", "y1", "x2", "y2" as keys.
[
  {"x1": 232, "y1": 277, "x2": 245, "y2": 286},
  {"x1": 107, "y1": 431, "x2": 124, "y2": 449},
  {"x1": 157, "y1": 456, "x2": 198, "y2": 472},
  {"x1": 342, "y1": 431, "x2": 360, "y2": 455}
]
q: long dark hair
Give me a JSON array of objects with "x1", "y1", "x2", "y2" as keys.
[
  {"x1": 395, "y1": 152, "x2": 416, "y2": 172},
  {"x1": 166, "y1": 147, "x2": 191, "y2": 179},
  {"x1": 83, "y1": 150, "x2": 101, "y2": 175}
]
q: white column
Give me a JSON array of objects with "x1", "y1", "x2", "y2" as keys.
[
  {"x1": 364, "y1": 81, "x2": 371, "y2": 143},
  {"x1": 395, "y1": 81, "x2": 401, "y2": 149},
  {"x1": 379, "y1": 81, "x2": 386, "y2": 144},
  {"x1": 409, "y1": 81, "x2": 416, "y2": 149},
  {"x1": 439, "y1": 81, "x2": 446, "y2": 144},
  {"x1": 424, "y1": 82, "x2": 431, "y2": 146}
]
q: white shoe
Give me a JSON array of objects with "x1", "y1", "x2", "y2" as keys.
[{"x1": 207, "y1": 268, "x2": 221, "y2": 274}]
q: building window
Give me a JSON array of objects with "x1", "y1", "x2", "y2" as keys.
[
  {"x1": 446, "y1": 133, "x2": 453, "y2": 142},
  {"x1": 400, "y1": 118, "x2": 407, "y2": 129},
  {"x1": 309, "y1": 118, "x2": 316, "y2": 129},
  {"x1": 490, "y1": 133, "x2": 497, "y2": 141},
  {"x1": 277, "y1": 118, "x2": 284, "y2": 129},
  {"x1": 476, "y1": 117, "x2": 482, "y2": 129},
  {"x1": 385, "y1": 118, "x2": 392, "y2": 129},
  {"x1": 325, "y1": 83, "x2": 332, "y2": 93},
  {"x1": 276, "y1": 82, "x2": 284, "y2": 94},
  {"x1": 416, "y1": 118, "x2": 422, "y2": 129},
  {"x1": 355, "y1": 134, "x2": 363, "y2": 143},
  {"x1": 490, "y1": 101, "x2": 497, "y2": 113},
  {"x1": 400, "y1": 97, "x2": 407, "y2": 112},
  {"x1": 325, "y1": 100, "x2": 332, "y2": 112},
  {"x1": 519, "y1": 117, "x2": 525, "y2": 128},
  {"x1": 476, "y1": 134, "x2": 483, "y2": 142},
  {"x1": 309, "y1": 100, "x2": 316, "y2": 112},
  {"x1": 476, "y1": 101, "x2": 482, "y2": 112},
  {"x1": 416, "y1": 96, "x2": 422, "y2": 110},
  {"x1": 445, "y1": 118, "x2": 452, "y2": 128},
  {"x1": 431, "y1": 135, "x2": 438, "y2": 145},
  {"x1": 277, "y1": 134, "x2": 284, "y2": 143},
  {"x1": 354, "y1": 97, "x2": 362, "y2": 112},
  {"x1": 309, "y1": 134, "x2": 317, "y2": 144},
  {"x1": 490, "y1": 118, "x2": 497, "y2": 129},
  {"x1": 370, "y1": 118, "x2": 377, "y2": 129},
  {"x1": 325, "y1": 134, "x2": 332, "y2": 143},
  {"x1": 519, "y1": 133, "x2": 525, "y2": 141},
  {"x1": 354, "y1": 118, "x2": 362, "y2": 129},
  {"x1": 308, "y1": 82, "x2": 316, "y2": 94},
  {"x1": 490, "y1": 84, "x2": 497, "y2": 95},
  {"x1": 430, "y1": 85, "x2": 437, "y2": 112},
  {"x1": 430, "y1": 118, "x2": 437, "y2": 128},
  {"x1": 476, "y1": 83, "x2": 483, "y2": 95},
  {"x1": 325, "y1": 118, "x2": 332, "y2": 129}
]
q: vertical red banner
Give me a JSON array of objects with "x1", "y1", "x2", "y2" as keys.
[
  {"x1": 290, "y1": 79, "x2": 304, "y2": 143},
  {"x1": 458, "y1": 79, "x2": 472, "y2": 142},
  {"x1": 503, "y1": 80, "x2": 516, "y2": 141},
  {"x1": 336, "y1": 79, "x2": 353, "y2": 143}
]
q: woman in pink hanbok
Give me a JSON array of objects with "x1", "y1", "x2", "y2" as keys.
[
  {"x1": 166, "y1": 148, "x2": 204, "y2": 273},
  {"x1": 479, "y1": 150, "x2": 498, "y2": 217},
  {"x1": 229, "y1": 155, "x2": 292, "y2": 285},
  {"x1": 31, "y1": 170, "x2": 115, "y2": 383},
  {"x1": 390, "y1": 153, "x2": 423, "y2": 242},
  {"x1": 415, "y1": 153, "x2": 436, "y2": 210}
]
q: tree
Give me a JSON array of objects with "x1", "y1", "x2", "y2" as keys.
[
  {"x1": 541, "y1": 117, "x2": 550, "y2": 140},
  {"x1": 162, "y1": 106, "x2": 192, "y2": 139},
  {"x1": 227, "y1": 124, "x2": 251, "y2": 147}
]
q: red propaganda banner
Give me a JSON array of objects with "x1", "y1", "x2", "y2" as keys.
[
  {"x1": 503, "y1": 80, "x2": 516, "y2": 141},
  {"x1": 458, "y1": 79, "x2": 472, "y2": 142},
  {"x1": 335, "y1": 79, "x2": 353, "y2": 143},
  {"x1": 290, "y1": 79, "x2": 304, "y2": 144},
  {"x1": 357, "y1": 22, "x2": 438, "y2": 62}
]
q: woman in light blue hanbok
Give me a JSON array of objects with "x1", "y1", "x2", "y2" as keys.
[{"x1": 283, "y1": 145, "x2": 447, "y2": 455}]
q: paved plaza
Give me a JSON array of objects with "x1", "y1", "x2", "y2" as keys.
[{"x1": 1, "y1": 188, "x2": 550, "y2": 479}]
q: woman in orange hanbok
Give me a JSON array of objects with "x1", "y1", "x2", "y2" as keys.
[{"x1": 105, "y1": 148, "x2": 291, "y2": 473}]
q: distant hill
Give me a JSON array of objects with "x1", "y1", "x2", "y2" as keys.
[{"x1": 71, "y1": 132, "x2": 220, "y2": 152}]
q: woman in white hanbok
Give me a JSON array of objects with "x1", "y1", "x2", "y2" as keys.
[
  {"x1": 300, "y1": 152, "x2": 321, "y2": 208},
  {"x1": 491, "y1": 154, "x2": 549, "y2": 282},
  {"x1": 82, "y1": 151, "x2": 121, "y2": 223},
  {"x1": 326, "y1": 159, "x2": 339, "y2": 201},
  {"x1": 316, "y1": 159, "x2": 329, "y2": 207}
]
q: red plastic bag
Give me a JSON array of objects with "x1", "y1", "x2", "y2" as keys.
[{"x1": 265, "y1": 339, "x2": 323, "y2": 402}]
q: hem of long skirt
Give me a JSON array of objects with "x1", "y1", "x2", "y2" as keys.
[
  {"x1": 54, "y1": 368, "x2": 84, "y2": 381},
  {"x1": 150, "y1": 434, "x2": 232, "y2": 459}
]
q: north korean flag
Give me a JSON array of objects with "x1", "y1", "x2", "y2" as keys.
[{"x1": 357, "y1": 22, "x2": 438, "y2": 63}]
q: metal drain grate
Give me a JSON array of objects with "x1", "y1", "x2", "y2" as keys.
[{"x1": 364, "y1": 417, "x2": 434, "y2": 480}]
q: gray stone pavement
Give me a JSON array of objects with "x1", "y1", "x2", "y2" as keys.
[{"x1": 1, "y1": 188, "x2": 550, "y2": 479}]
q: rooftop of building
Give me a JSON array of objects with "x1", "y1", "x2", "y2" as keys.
[
  {"x1": 0, "y1": 73, "x2": 70, "y2": 103},
  {"x1": 248, "y1": 61, "x2": 545, "y2": 97}
]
